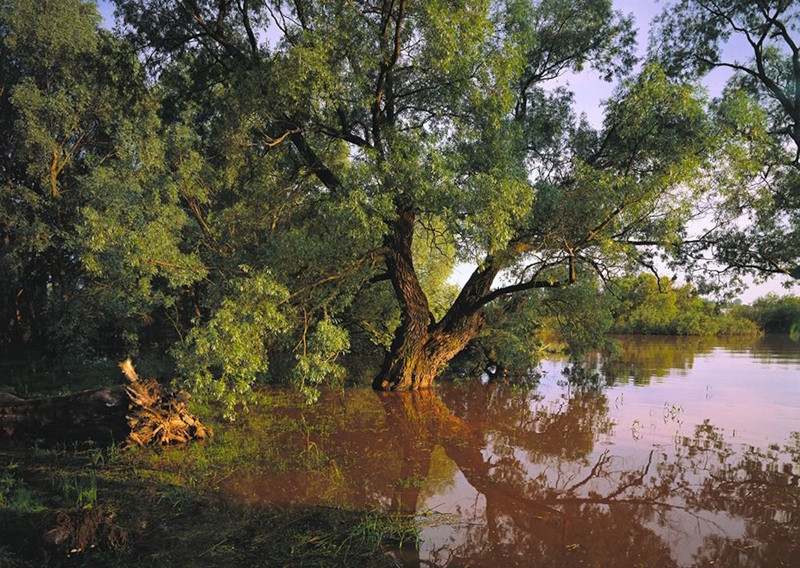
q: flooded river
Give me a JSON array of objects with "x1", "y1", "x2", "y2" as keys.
[{"x1": 224, "y1": 336, "x2": 800, "y2": 567}]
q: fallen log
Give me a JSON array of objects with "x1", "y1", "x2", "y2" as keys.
[
  {"x1": 0, "y1": 386, "x2": 128, "y2": 441},
  {"x1": 0, "y1": 360, "x2": 211, "y2": 445}
]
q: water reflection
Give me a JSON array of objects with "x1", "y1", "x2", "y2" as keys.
[
  {"x1": 224, "y1": 337, "x2": 800, "y2": 567},
  {"x1": 593, "y1": 335, "x2": 800, "y2": 385}
]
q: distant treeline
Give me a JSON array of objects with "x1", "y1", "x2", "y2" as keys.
[
  {"x1": 734, "y1": 294, "x2": 800, "y2": 336},
  {"x1": 602, "y1": 274, "x2": 797, "y2": 336},
  {"x1": 452, "y1": 274, "x2": 797, "y2": 381}
]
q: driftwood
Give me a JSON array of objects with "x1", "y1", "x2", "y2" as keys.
[
  {"x1": 119, "y1": 359, "x2": 211, "y2": 445},
  {"x1": 0, "y1": 359, "x2": 211, "y2": 445}
]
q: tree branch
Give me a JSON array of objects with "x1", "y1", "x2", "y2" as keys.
[
  {"x1": 238, "y1": 0, "x2": 259, "y2": 58},
  {"x1": 477, "y1": 277, "x2": 571, "y2": 309},
  {"x1": 288, "y1": 130, "x2": 342, "y2": 191},
  {"x1": 372, "y1": 0, "x2": 406, "y2": 146}
]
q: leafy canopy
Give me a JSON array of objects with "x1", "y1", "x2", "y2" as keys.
[
  {"x1": 651, "y1": 0, "x2": 800, "y2": 283},
  {"x1": 2, "y1": 0, "x2": 780, "y2": 403}
]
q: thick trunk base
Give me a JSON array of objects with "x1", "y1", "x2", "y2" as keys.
[
  {"x1": 372, "y1": 344, "x2": 437, "y2": 391},
  {"x1": 373, "y1": 318, "x2": 484, "y2": 392}
]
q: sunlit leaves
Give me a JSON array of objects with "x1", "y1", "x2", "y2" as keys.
[
  {"x1": 609, "y1": 274, "x2": 760, "y2": 336},
  {"x1": 2, "y1": 0, "x2": 754, "y2": 393},
  {"x1": 502, "y1": 0, "x2": 636, "y2": 83},
  {"x1": 413, "y1": 218, "x2": 459, "y2": 320},
  {"x1": 461, "y1": 175, "x2": 533, "y2": 257},
  {"x1": 292, "y1": 318, "x2": 350, "y2": 403},
  {"x1": 2, "y1": 0, "x2": 100, "y2": 76},
  {"x1": 417, "y1": 0, "x2": 493, "y2": 76},
  {"x1": 175, "y1": 271, "x2": 291, "y2": 419}
]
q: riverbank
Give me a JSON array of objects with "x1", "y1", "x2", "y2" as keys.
[
  {"x1": 0, "y1": 388, "x2": 416, "y2": 567},
  {"x1": 2, "y1": 335, "x2": 798, "y2": 567}
]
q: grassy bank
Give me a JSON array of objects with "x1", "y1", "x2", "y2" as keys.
[{"x1": 0, "y1": 388, "x2": 416, "y2": 567}]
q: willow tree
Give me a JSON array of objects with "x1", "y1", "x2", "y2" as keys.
[
  {"x1": 652, "y1": 0, "x2": 800, "y2": 280},
  {"x1": 116, "y1": 0, "x2": 717, "y2": 391},
  {"x1": 0, "y1": 0, "x2": 210, "y2": 359},
  {"x1": 0, "y1": 0, "x2": 109, "y2": 350}
]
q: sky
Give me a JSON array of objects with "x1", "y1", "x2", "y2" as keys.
[
  {"x1": 561, "y1": 1, "x2": 747, "y2": 126},
  {"x1": 94, "y1": 0, "x2": 795, "y2": 302}
]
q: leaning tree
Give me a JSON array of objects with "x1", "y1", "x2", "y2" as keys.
[{"x1": 113, "y1": 0, "x2": 723, "y2": 392}]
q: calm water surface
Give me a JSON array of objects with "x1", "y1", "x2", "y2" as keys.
[{"x1": 224, "y1": 336, "x2": 800, "y2": 567}]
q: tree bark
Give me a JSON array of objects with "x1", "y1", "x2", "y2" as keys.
[
  {"x1": 373, "y1": 307, "x2": 488, "y2": 391},
  {"x1": 0, "y1": 388, "x2": 129, "y2": 441},
  {"x1": 373, "y1": 210, "x2": 503, "y2": 391}
]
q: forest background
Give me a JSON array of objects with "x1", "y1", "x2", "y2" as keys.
[{"x1": 2, "y1": 0, "x2": 800, "y2": 410}]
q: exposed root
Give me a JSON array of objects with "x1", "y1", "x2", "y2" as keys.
[
  {"x1": 119, "y1": 359, "x2": 212, "y2": 446},
  {"x1": 0, "y1": 361, "x2": 211, "y2": 445}
]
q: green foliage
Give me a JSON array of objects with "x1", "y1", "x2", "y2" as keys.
[
  {"x1": 748, "y1": 294, "x2": 800, "y2": 335},
  {"x1": 413, "y1": 220, "x2": 460, "y2": 321},
  {"x1": 57, "y1": 472, "x2": 98, "y2": 509},
  {"x1": 1, "y1": 0, "x2": 200, "y2": 357},
  {"x1": 459, "y1": 276, "x2": 617, "y2": 377},
  {"x1": 608, "y1": 274, "x2": 760, "y2": 336},
  {"x1": 540, "y1": 278, "x2": 618, "y2": 356},
  {"x1": 292, "y1": 319, "x2": 351, "y2": 404},
  {"x1": 651, "y1": 0, "x2": 800, "y2": 280},
  {"x1": 0, "y1": 470, "x2": 45, "y2": 514},
  {"x1": 465, "y1": 297, "x2": 544, "y2": 379},
  {"x1": 1, "y1": 0, "x2": 107, "y2": 351},
  {"x1": 469, "y1": 272, "x2": 761, "y2": 374},
  {"x1": 348, "y1": 510, "x2": 418, "y2": 552},
  {"x1": 3, "y1": 0, "x2": 793, "y2": 403},
  {"x1": 175, "y1": 271, "x2": 291, "y2": 418},
  {"x1": 77, "y1": 119, "x2": 208, "y2": 354}
]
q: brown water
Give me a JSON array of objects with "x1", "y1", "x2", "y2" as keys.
[{"x1": 224, "y1": 336, "x2": 800, "y2": 567}]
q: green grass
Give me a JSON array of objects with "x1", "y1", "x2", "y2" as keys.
[
  {"x1": 0, "y1": 387, "x2": 417, "y2": 567},
  {"x1": 0, "y1": 460, "x2": 412, "y2": 566},
  {"x1": 55, "y1": 471, "x2": 98, "y2": 509}
]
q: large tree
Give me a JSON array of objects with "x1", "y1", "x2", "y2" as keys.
[
  {"x1": 112, "y1": 0, "x2": 722, "y2": 392},
  {"x1": 0, "y1": 0, "x2": 109, "y2": 350}
]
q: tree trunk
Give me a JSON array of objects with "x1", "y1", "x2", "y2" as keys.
[
  {"x1": 0, "y1": 388, "x2": 128, "y2": 441},
  {"x1": 373, "y1": 208, "x2": 434, "y2": 391},
  {"x1": 374, "y1": 306, "x2": 487, "y2": 391},
  {"x1": 373, "y1": 208, "x2": 502, "y2": 391}
]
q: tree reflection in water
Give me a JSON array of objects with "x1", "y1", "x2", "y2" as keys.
[
  {"x1": 383, "y1": 385, "x2": 798, "y2": 568},
  {"x1": 223, "y1": 339, "x2": 799, "y2": 567},
  {"x1": 584, "y1": 335, "x2": 800, "y2": 386}
]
